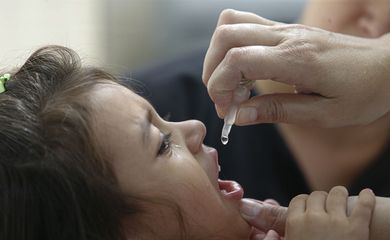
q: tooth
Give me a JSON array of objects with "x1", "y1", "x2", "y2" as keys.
[
  {"x1": 220, "y1": 189, "x2": 228, "y2": 194},
  {"x1": 218, "y1": 165, "x2": 221, "y2": 172}
]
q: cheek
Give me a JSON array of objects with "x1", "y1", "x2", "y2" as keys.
[{"x1": 174, "y1": 172, "x2": 251, "y2": 234}]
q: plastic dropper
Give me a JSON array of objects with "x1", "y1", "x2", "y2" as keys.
[{"x1": 221, "y1": 80, "x2": 253, "y2": 145}]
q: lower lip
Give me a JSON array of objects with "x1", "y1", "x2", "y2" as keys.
[{"x1": 218, "y1": 179, "x2": 244, "y2": 200}]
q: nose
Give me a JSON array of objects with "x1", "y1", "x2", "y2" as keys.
[{"x1": 174, "y1": 120, "x2": 206, "y2": 154}]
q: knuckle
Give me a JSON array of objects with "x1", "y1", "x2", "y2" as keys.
[
  {"x1": 219, "y1": 9, "x2": 237, "y2": 24},
  {"x1": 276, "y1": 28, "x2": 320, "y2": 66},
  {"x1": 264, "y1": 98, "x2": 287, "y2": 122},
  {"x1": 208, "y1": 84, "x2": 223, "y2": 100},
  {"x1": 269, "y1": 207, "x2": 285, "y2": 230},
  {"x1": 273, "y1": 23, "x2": 315, "y2": 35},
  {"x1": 264, "y1": 199, "x2": 280, "y2": 206},
  {"x1": 214, "y1": 24, "x2": 232, "y2": 42},
  {"x1": 288, "y1": 23, "x2": 313, "y2": 32},
  {"x1": 224, "y1": 47, "x2": 245, "y2": 67},
  {"x1": 279, "y1": 40, "x2": 319, "y2": 64}
]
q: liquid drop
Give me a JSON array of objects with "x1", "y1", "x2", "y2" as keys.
[{"x1": 221, "y1": 136, "x2": 228, "y2": 145}]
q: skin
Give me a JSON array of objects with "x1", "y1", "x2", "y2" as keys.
[
  {"x1": 202, "y1": 4, "x2": 390, "y2": 191},
  {"x1": 285, "y1": 188, "x2": 375, "y2": 240},
  {"x1": 89, "y1": 83, "x2": 251, "y2": 239},
  {"x1": 202, "y1": 1, "x2": 390, "y2": 239},
  {"x1": 203, "y1": 9, "x2": 390, "y2": 128},
  {"x1": 202, "y1": 9, "x2": 390, "y2": 190},
  {"x1": 240, "y1": 186, "x2": 390, "y2": 240}
]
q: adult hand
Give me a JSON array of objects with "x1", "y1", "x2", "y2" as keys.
[{"x1": 203, "y1": 9, "x2": 390, "y2": 127}]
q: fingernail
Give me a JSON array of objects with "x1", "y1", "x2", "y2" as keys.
[
  {"x1": 365, "y1": 188, "x2": 374, "y2": 194},
  {"x1": 240, "y1": 199, "x2": 261, "y2": 220},
  {"x1": 237, "y1": 107, "x2": 257, "y2": 124},
  {"x1": 214, "y1": 93, "x2": 232, "y2": 108}
]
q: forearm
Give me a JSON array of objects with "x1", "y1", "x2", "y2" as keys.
[
  {"x1": 379, "y1": 32, "x2": 390, "y2": 46},
  {"x1": 348, "y1": 197, "x2": 390, "y2": 240}
]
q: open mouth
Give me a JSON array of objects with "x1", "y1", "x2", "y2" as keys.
[
  {"x1": 218, "y1": 179, "x2": 244, "y2": 200},
  {"x1": 204, "y1": 145, "x2": 244, "y2": 201}
]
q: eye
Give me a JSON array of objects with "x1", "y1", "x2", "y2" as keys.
[{"x1": 157, "y1": 132, "x2": 172, "y2": 156}]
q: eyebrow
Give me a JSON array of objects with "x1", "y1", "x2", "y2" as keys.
[{"x1": 142, "y1": 109, "x2": 152, "y2": 148}]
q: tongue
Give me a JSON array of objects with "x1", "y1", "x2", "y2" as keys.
[{"x1": 218, "y1": 179, "x2": 244, "y2": 200}]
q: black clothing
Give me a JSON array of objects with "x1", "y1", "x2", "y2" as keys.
[{"x1": 128, "y1": 50, "x2": 390, "y2": 206}]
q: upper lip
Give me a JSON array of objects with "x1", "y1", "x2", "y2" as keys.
[{"x1": 202, "y1": 145, "x2": 220, "y2": 187}]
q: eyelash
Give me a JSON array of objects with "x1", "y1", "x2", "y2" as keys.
[{"x1": 157, "y1": 132, "x2": 172, "y2": 156}]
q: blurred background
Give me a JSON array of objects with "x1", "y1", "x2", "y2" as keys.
[{"x1": 0, "y1": 0, "x2": 306, "y2": 74}]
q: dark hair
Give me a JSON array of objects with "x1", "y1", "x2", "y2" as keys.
[{"x1": 0, "y1": 46, "x2": 141, "y2": 240}]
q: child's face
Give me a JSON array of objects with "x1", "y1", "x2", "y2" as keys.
[{"x1": 90, "y1": 84, "x2": 251, "y2": 239}]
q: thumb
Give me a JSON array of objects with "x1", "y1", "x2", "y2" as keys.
[
  {"x1": 235, "y1": 93, "x2": 330, "y2": 127},
  {"x1": 263, "y1": 230, "x2": 281, "y2": 240},
  {"x1": 240, "y1": 198, "x2": 287, "y2": 236},
  {"x1": 251, "y1": 230, "x2": 280, "y2": 240}
]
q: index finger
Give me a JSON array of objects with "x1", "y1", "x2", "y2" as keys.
[
  {"x1": 203, "y1": 9, "x2": 281, "y2": 86},
  {"x1": 216, "y1": 9, "x2": 279, "y2": 27}
]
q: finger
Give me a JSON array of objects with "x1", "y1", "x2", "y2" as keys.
[
  {"x1": 350, "y1": 189, "x2": 375, "y2": 225},
  {"x1": 264, "y1": 199, "x2": 280, "y2": 206},
  {"x1": 203, "y1": 24, "x2": 283, "y2": 86},
  {"x1": 204, "y1": 8, "x2": 281, "y2": 85},
  {"x1": 217, "y1": 9, "x2": 279, "y2": 27},
  {"x1": 287, "y1": 194, "x2": 308, "y2": 217},
  {"x1": 245, "y1": 198, "x2": 280, "y2": 206},
  {"x1": 262, "y1": 230, "x2": 280, "y2": 240},
  {"x1": 250, "y1": 228, "x2": 266, "y2": 240},
  {"x1": 326, "y1": 186, "x2": 348, "y2": 218},
  {"x1": 206, "y1": 45, "x2": 316, "y2": 115},
  {"x1": 234, "y1": 93, "x2": 329, "y2": 127},
  {"x1": 306, "y1": 191, "x2": 328, "y2": 213},
  {"x1": 240, "y1": 198, "x2": 287, "y2": 236}
]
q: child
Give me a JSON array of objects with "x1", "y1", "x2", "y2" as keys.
[{"x1": 0, "y1": 46, "x2": 249, "y2": 240}]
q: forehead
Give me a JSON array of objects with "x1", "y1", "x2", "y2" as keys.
[
  {"x1": 91, "y1": 83, "x2": 146, "y2": 111},
  {"x1": 89, "y1": 83, "x2": 152, "y2": 128},
  {"x1": 89, "y1": 83, "x2": 149, "y2": 156}
]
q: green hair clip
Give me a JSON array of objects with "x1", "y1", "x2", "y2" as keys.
[{"x1": 0, "y1": 73, "x2": 11, "y2": 93}]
